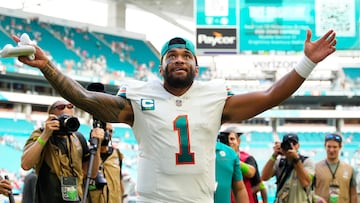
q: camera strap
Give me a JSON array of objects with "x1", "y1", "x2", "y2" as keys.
[
  {"x1": 56, "y1": 134, "x2": 77, "y2": 177},
  {"x1": 276, "y1": 159, "x2": 293, "y2": 196},
  {"x1": 67, "y1": 134, "x2": 77, "y2": 177},
  {"x1": 115, "y1": 148, "x2": 124, "y2": 178}
]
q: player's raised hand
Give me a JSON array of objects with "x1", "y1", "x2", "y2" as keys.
[
  {"x1": 12, "y1": 34, "x2": 49, "y2": 69},
  {"x1": 304, "y1": 29, "x2": 336, "y2": 63}
]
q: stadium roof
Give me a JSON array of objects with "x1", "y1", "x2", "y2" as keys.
[
  {"x1": 0, "y1": 0, "x2": 195, "y2": 51},
  {"x1": 104, "y1": 0, "x2": 194, "y2": 34}
]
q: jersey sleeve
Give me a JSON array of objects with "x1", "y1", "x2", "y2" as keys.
[{"x1": 233, "y1": 153, "x2": 243, "y2": 181}]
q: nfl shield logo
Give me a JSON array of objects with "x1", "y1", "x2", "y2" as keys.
[{"x1": 176, "y1": 100, "x2": 182, "y2": 107}]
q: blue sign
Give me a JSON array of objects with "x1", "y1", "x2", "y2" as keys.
[
  {"x1": 196, "y1": 0, "x2": 360, "y2": 52},
  {"x1": 238, "y1": 0, "x2": 360, "y2": 51}
]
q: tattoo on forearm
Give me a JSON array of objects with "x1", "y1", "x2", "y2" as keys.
[
  {"x1": 40, "y1": 61, "x2": 129, "y2": 122},
  {"x1": 41, "y1": 61, "x2": 58, "y2": 78}
]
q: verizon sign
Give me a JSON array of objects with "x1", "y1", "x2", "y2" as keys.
[{"x1": 196, "y1": 28, "x2": 237, "y2": 54}]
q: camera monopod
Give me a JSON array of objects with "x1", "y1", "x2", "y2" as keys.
[{"x1": 81, "y1": 129, "x2": 99, "y2": 203}]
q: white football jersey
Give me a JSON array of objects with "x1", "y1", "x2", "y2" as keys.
[{"x1": 117, "y1": 79, "x2": 230, "y2": 203}]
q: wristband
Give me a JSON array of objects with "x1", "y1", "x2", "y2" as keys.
[
  {"x1": 37, "y1": 137, "x2": 46, "y2": 147},
  {"x1": 240, "y1": 162, "x2": 250, "y2": 174},
  {"x1": 313, "y1": 195, "x2": 322, "y2": 203},
  {"x1": 294, "y1": 55, "x2": 317, "y2": 78},
  {"x1": 259, "y1": 182, "x2": 265, "y2": 190},
  {"x1": 270, "y1": 155, "x2": 276, "y2": 161}
]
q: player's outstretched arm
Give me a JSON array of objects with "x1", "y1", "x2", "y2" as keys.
[
  {"x1": 12, "y1": 35, "x2": 133, "y2": 124},
  {"x1": 222, "y1": 29, "x2": 336, "y2": 123}
]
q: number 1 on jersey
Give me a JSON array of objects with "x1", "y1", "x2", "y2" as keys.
[{"x1": 174, "y1": 115, "x2": 195, "y2": 164}]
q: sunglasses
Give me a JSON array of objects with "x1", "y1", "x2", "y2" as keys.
[
  {"x1": 54, "y1": 103, "x2": 74, "y2": 110},
  {"x1": 325, "y1": 134, "x2": 342, "y2": 143}
]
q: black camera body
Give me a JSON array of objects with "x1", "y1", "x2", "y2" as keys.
[
  {"x1": 92, "y1": 118, "x2": 110, "y2": 146},
  {"x1": 280, "y1": 140, "x2": 293, "y2": 151},
  {"x1": 217, "y1": 132, "x2": 230, "y2": 145},
  {"x1": 89, "y1": 168, "x2": 107, "y2": 190},
  {"x1": 94, "y1": 168, "x2": 107, "y2": 189},
  {"x1": 53, "y1": 114, "x2": 80, "y2": 136}
]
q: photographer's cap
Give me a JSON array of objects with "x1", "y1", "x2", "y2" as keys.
[
  {"x1": 282, "y1": 133, "x2": 299, "y2": 143},
  {"x1": 220, "y1": 126, "x2": 243, "y2": 137},
  {"x1": 160, "y1": 37, "x2": 195, "y2": 59}
]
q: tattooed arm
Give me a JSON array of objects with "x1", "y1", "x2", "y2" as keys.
[{"x1": 13, "y1": 36, "x2": 134, "y2": 125}]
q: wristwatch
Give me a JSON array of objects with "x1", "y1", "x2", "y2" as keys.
[{"x1": 293, "y1": 157, "x2": 301, "y2": 164}]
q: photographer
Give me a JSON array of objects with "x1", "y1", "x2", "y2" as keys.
[
  {"x1": 86, "y1": 82, "x2": 125, "y2": 203},
  {"x1": 88, "y1": 122, "x2": 125, "y2": 203},
  {"x1": 21, "y1": 100, "x2": 104, "y2": 203},
  {"x1": 261, "y1": 133, "x2": 315, "y2": 203}
]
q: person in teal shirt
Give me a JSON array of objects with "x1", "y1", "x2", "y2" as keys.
[{"x1": 215, "y1": 141, "x2": 249, "y2": 203}]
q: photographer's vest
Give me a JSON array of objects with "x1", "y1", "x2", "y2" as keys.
[
  {"x1": 33, "y1": 129, "x2": 85, "y2": 199},
  {"x1": 89, "y1": 148, "x2": 123, "y2": 203},
  {"x1": 315, "y1": 160, "x2": 353, "y2": 203},
  {"x1": 275, "y1": 157, "x2": 311, "y2": 203}
]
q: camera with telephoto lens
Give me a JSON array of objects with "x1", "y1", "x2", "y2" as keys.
[
  {"x1": 52, "y1": 114, "x2": 80, "y2": 136},
  {"x1": 217, "y1": 132, "x2": 230, "y2": 145}
]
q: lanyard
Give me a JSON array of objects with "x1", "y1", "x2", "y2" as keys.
[{"x1": 325, "y1": 160, "x2": 340, "y2": 180}]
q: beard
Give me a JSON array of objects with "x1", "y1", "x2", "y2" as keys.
[{"x1": 163, "y1": 65, "x2": 196, "y2": 88}]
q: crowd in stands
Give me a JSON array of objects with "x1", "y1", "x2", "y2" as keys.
[{"x1": 0, "y1": 14, "x2": 160, "y2": 82}]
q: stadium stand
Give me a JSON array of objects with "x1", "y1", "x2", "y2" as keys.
[{"x1": 0, "y1": 12, "x2": 160, "y2": 81}]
